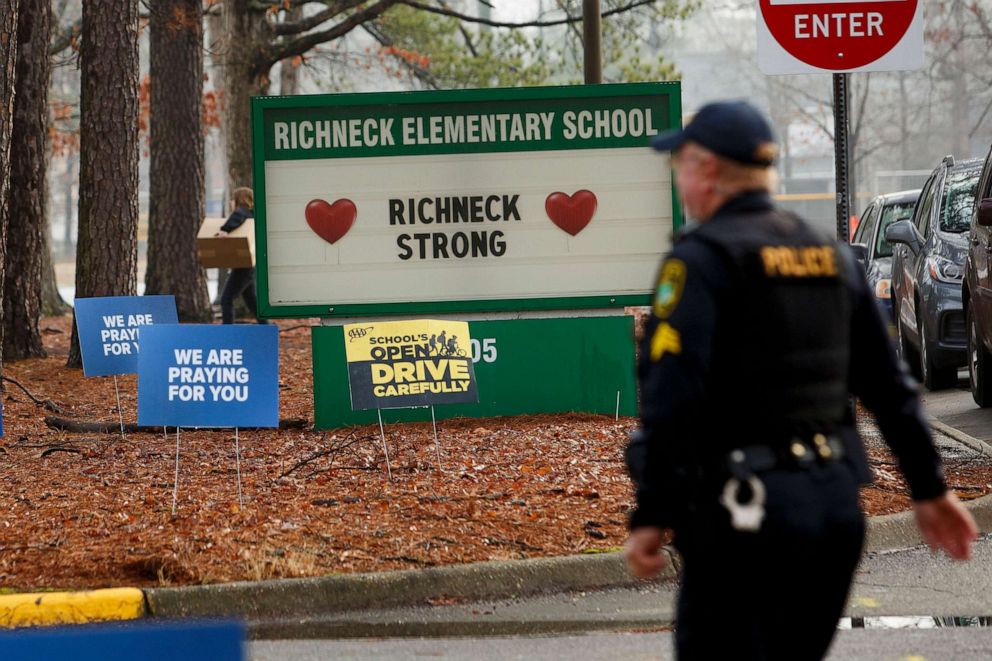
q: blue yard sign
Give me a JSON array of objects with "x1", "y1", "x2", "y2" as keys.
[
  {"x1": 74, "y1": 296, "x2": 179, "y2": 376},
  {"x1": 0, "y1": 619, "x2": 245, "y2": 661},
  {"x1": 137, "y1": 324, "x2": 279, "y2": 428}
]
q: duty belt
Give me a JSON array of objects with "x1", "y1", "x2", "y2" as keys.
[
  {"x1": 726, "y1": 433, "x2": 845, "y2": 477},
  {"x1": 719, "y1": 434, "x2": 844, "y2": 534}
]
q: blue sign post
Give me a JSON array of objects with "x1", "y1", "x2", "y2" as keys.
[
  {"x1": 73, "y1": 296, "x2": 179, "y2": 438},
  {"x1": 138, "y1": 324, "x2": 279, "y2": 512}
]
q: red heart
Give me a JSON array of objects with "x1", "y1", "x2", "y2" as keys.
[
  {"x1": 305, "y1": 198, "x2": 357, "y2": 244},
  {"x1": 545, "y1": 190, "x2": 598, "y2": 236}
]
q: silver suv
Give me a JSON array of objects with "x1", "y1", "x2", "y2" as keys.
[
  {"x1": 962, "y1": 146, "x2": 992, "y2": 405},
  {"x1": 887, "y1": 156, "x2": 981, "y2": 390}
]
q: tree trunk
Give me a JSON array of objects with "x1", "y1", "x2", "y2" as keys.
[
  {"x1": 206, "y1": 6, "x2": 227, "y2": 206},
  {"x1": 145, "y1": 0, "x2": 212, "y2": 322},
  {"x1": 68, "y1": 0, "x2": 139, "y2": 368},
  {"x1": 40, "y1": 227, "x2": 69, "y2": 317},
  {"x1": 279, "y1": 6, "x2": 303, "y2": 96},
  {"x1": 0, "y1": 0, "x2": 19, "y2": 374},
  {"x1": 221, "y1": 1, "x2": 270, "y2": 190},
  {"x1": 279, "y1": 56, "x2": 300, "y2": 96},
  {"x1": 4, "y1": 0, "x2": 49, "y2": 359},
  {"x1": 206, "y1": 8, "x2": 226, "y2": 308}
]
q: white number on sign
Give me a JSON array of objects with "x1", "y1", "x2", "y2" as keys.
[{"x1": 470, "y1": 338, "x2": 498, "y2": 364}]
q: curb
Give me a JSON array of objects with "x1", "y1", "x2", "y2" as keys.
[
  {"x1": 145, "y1": 548, "x2": 681, "y2": 621},
  {"x1": 865, "y1": 421, "x2": 992, "y2": 552},
  {"x1": 865, "y1": 491, "x2": 992, "y2": 553},
  {"x1": 930, "y1": 418, "x2": 992, "y2": 458},
  {"x1": 145, "y1": 492, "x2": 992, "y2": 622},
  {"x1": 0, "y1": 588, "x2": 145, "y2": 629}
]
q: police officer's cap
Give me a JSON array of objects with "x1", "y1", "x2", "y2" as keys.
[{"x1": 651, "y1": 100, "x2": 778, "y2": 167}]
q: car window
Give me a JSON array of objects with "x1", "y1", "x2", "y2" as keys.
[
  {"x1": 978, "y1": 149, "x2": 992, "y2": 202},
  {"x1": 914, "y1": 174, "x2": 939, "y2": 239},
  {"x1": 875, "y1": 200, "x2": 917, "y2": 258},
  {"x1": 853, "y1": 203, "x2": 878, "y2": 246},
  {"x1": 940, "y1": 168, "x2": 980, "y2": 233}
]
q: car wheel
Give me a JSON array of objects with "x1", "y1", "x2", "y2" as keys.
[
  {"x1": 919, "y1": 312, "x2": 958, "y2": 390},
  {"x1": 969, "y1": 307, "x2": 992, "y2": 407},
  {"x1": 896, "y1": 308, "x2": 922, "y2": 381}
]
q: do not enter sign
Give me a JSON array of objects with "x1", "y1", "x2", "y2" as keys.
[{"x1": 757, "y1": 0, "x2": 923, "y2": 75}]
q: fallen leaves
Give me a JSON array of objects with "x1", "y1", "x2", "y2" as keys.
[{"x1": 0, "y1": 316, "x2": 987, "y2": 592}]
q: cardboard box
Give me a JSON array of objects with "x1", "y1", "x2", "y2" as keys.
[{"x1": 196, "y1": 216, "x2": 255, "y2": 268}]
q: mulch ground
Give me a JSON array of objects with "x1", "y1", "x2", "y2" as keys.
[{"x1": 0, "y1": 314, "x2": 989, "y2": 591}]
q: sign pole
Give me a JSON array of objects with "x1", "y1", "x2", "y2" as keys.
[
  {"x1": 234, "y1": 427, "x2": 244, "y2": 508},
  {"x1": 376, "y1": 408, "x2": 393, "y2": 480},
  {"x1": 583, "y1": 0, "x2": 602, "y2": 84},
  {"x1": 112, "y1": 375, "x2": 126, "y2": 440},
  {"x1": 171, "y1": 426, "x2": 181, "y2": 515},
  {"x1": 832, "y1": 73, "x2": 853, "y2": 243},
  {"x1": 430, "y1": 405, "x2": 443, "y2": 471}
]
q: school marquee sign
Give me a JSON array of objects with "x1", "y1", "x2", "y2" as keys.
[{"x1": 250, "y1": 83, "x2": 681, "y2": 319}]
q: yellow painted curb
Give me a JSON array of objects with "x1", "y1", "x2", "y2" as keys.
[{"x1": 0, "y1": 588, "x2": 145, "y2": 628}]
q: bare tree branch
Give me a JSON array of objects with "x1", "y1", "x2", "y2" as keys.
[
  {"x1": 273, "y1": 0, "x2": 364, "y2": 36},
  {"x1": 396, "y1": 0, "x2": 658, "y2": 29},
  {"x1": 3, "y1": 376, "x2": 64, "y2": 413},
  {"x1": 361, "y1": 20, "x2": 441, "y2": 88},
  {"x1": 49, "y1": 17, "x2": 81, "y2": 55},
  {"x1": 438, "y1": 0, "x2": 478, "y2": 58},
  {"x1": 260, "y1": 0, "x2": 402, "y2": 70}
]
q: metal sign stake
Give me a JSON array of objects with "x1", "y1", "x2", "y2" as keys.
[
  {"x1": 615, "y1": 390, "x2": 620, "y2": 421},
  {"x1": 430, "y1": 405, "x2": 443, "y2": 471},
  {"x1": 376, "y1": 408, "x2": 393, "y2": 480},
  {"x1": 235, "y1": 427, "x2": 244, "y2": 508},
  {"x1": 171, "y1": 426, "x2": 181, "y2": 515},
  {"x1": 112, "y1": 375, "x2": 126, "y2": 440}
]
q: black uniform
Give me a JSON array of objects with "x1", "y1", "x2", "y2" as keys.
[{"x1": 627, "y1": 191, "x2": 946, "y2": 660}]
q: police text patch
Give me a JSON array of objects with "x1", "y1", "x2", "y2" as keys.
[
  {"x1": 653, "y1": 259, "x2": 687, "y2": 318},
  {"x1": 760, "y1": 245, "x2": 837, "y2": 278}
]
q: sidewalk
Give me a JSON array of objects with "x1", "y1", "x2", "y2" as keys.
[
  {"x1": 4, "y1": 425, "x2": 991, "y2": 634},
  {"x1": 242, "y1": 533, "x2": 992, "y2": 640}
]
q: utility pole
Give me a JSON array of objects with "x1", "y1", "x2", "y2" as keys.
[{"x1": 583, "y1": 0, "x2": 602, "y2": 84}]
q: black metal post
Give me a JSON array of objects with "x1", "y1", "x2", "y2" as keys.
[
  {"x1": 832, "y1": 73, "x2": 853, "y2": 243},
  {"x1": 583, "y1": 0, "x2": 602, "y2": 84}
]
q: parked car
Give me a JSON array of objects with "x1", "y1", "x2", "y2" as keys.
[
  {"x1": 886, "y1": 155, "x2": 982, "y2": 390},
  {"x1": 962, "y1": 146, "x2": 992, "y2": 406},
  {"x1": 849, "y1": 189, "x2": 920, "y2": 322}
]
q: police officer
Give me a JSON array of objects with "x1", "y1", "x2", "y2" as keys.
[{"x1": 624, "y1": 101, "x2": 978, "y2": 661}]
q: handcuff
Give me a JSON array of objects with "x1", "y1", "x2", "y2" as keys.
[{"x1": 719, "y1": 449, "x2": 767, "y2": 533}]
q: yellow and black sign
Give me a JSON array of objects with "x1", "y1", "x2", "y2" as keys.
[{"x1": 344, "y1": 319, "x2": 479, "y2": 410}]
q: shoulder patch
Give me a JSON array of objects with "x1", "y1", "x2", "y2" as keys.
[
  {"x1": 650, "y1": 322, "x2": 682, "y2": 361},
  {"x1": 653, "y1": 259, "x2": 687, "y2": 318}
]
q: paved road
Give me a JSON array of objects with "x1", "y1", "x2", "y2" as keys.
[
  {"x1": 249, "y1": 536, "x2": 992, "y2": 659},
  {"x1": 250, "y1": 626, "x2": 992, "y2": 661},
  {"x1": 920, "y1": 374, "x2": 992, "y2": 445}
]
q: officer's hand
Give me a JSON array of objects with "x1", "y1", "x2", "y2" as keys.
[
  {"x1": 625, "y1": 526, "x2": 668, "y2": 579},
  {"x1": 913, "y1": 492, "x2": 979, "y2": 561}
]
